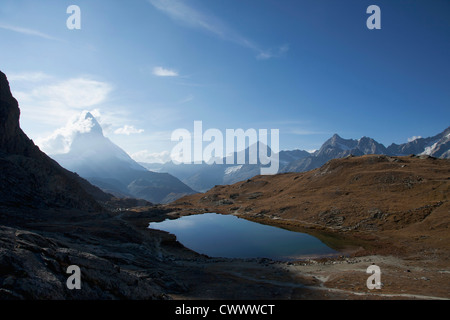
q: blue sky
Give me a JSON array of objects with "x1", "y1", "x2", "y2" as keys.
[{"x1": 1, "y1": 0, "x2": 449, "y2": 162}]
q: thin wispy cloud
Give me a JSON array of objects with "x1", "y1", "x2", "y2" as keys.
[
  {"x1": 0, "y1": 23, "x2": 60, "y2": 41},
  {"x1": 153, "y1": 66, "x2": 179, "y2": 77},
  {"x1": 149, "y1": 0, "x2": 229, "y2": 38},
  {"x1": 6, "y1": 72, "x2": 53, "y2": 82},
  {"x1": 257, "y1": 44, "x2": 290, "y2": 60},
  {"x1": 290, "y1": 129, "x2": 330, "y2": 136},
  {"x1": 179, "y1": 94, "x2": 194, "y2": 104},
  {"x1": 148, "y1": 0, "x2": 287, "y2": 60}
]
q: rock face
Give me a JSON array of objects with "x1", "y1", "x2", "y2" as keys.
[
  {"x1": 0, "y1": 71, "x2": 111, "y2": 212},
  {"x1": 0, "y1": 225, "x2": 165, "y2": 300},
  {"x1": 0, "y1": 72, "x2": 40, "y2": 157}
]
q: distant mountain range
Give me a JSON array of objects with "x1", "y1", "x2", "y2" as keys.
[
  {"x1": 387, "y1": 129, "x2": 450, "y2": 159},
  {"x1": 141, "y1": 127, "x2": 450, "y2": 192},
  {"x1": 283, "y1": 128, "x2": 450, "y2": 173},
  {"x1": 51, "y1": 112, "x2": 196, "y2": 204},
  {"x1": 140, "y1": 146, "x2": 311, "y2": 192}
]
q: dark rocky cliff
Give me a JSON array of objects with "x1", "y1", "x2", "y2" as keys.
[{"x1": 0, "y1": 71, "x2": 110, "y2": 213}]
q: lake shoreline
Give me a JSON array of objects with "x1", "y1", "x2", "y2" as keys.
[
  {"x1": 150, "y1": 203, "x2": 449, "y2": 300},
  {"x1": 148, "y1": 212, "x2": 340, "y2": 261}
]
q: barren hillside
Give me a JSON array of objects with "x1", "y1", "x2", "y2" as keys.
[{"x1": 170, "y1": 154, "x2": 450, "y2": 255}]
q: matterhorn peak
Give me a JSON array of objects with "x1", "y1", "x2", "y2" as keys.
[
  {"x1": 51, "y1": 108, "x2": 196, "y2": 203},
  {"x1": 75, "y1": 111, "x2": 103, "y2": 136}
]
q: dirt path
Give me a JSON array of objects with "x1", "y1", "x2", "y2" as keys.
[
  {"x1": 224, "y1": 268, "x2": 448, "y2": 300},
  {"x1": 168, "y1": 254, "x2": 450, "y2": 300}
]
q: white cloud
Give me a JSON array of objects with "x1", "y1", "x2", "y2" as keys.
[
  {"x1": 407, "y1": 136, "x2": 422, "y2": 142},
  {"x1": 8, "y1": 74, "x2": 116, "y2": 153},
  {"x1": 37, "y1": 109, "x2": 146, "y2": 155},
  {"x1": 153, "y1": 66, "x2": 179, "y2": 77},
  {"x1": 131, "y1": 150, "x2": 171, "y2": 164},
  {"x1": 9, "y1": 74, "x2": 153, "y2": 157},
  {"x1": 36, "y1": 78, "x2": 112, "y2": 109},
  {"x1": 37, "y1": 110, "x2": 102, "y2": 155},
  {"x1": 114, "y1": 125, "x2": 145, "y2": 135},
  {"x1": 11, "y1": 76, "x2": 112, "y2": 126},
  {"x1": 0, "y1": 24, "x2": 60, "y2": 41}
]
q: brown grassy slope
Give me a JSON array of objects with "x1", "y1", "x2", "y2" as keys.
[{"x1": 169, "y1": 155, "x2": 450, "y2": 253}]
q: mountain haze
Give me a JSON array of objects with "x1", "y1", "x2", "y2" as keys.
[
  {"x1": 51, "y1": 112, "x2": 196, "y2": 204},
  {"x1": 141, "y1": 128, "x2": 450, "y2": 191},
  {"x1": 141, "y1": 144, "x2": 311, "y2": 192}
]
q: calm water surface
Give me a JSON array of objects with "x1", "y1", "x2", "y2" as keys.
[{"x1": 149, "y1": 213, "x2": 337, "y2": 260}]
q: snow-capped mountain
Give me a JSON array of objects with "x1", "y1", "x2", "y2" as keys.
[
  {"x1": 282, "y1": 134, "x2": 387, "y2": 173},
  {"x1": 420, "y1": 132, "x2": 450, "y2": 158},
  {"x1": 387, "y1": 127, "x2": 450, "y2": 159},
  {"x1": 284, "y1": 127, "x2": 449, "y2": 173},
  {"x1": 315, "y1": 134, "x2": 387, "y2": 158},
  {"x1": 140, "y1": 126, "x2": 450, "y2": 192},
  {"x1": 52, "y1": 112, "x2": 196, "y2": 203},
  {"x1": 53, "y1": 112, "x2": 146, "y2": 179}
]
